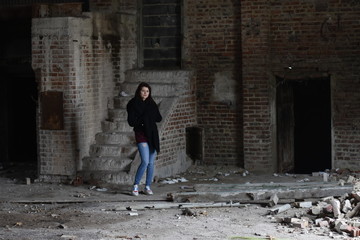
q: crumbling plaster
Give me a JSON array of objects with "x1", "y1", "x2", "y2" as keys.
[{"x1": 32, "y1": 13, "x2": 126, "y2": 182}]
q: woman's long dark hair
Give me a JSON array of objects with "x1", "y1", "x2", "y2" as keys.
[{"x1": 134, "y1": 82, "x2": 155, "y2": 102}]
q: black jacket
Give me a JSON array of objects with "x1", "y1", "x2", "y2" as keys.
[{"x1": 126, "y1": 97, "x2": 162, "y2": 152}]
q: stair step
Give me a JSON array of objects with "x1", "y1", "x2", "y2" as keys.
[
  {"x1": 95, "y1": 132, "x2": 134, "y2": 145},
  {"x1": 89, "y1": 144, "x2": 137, "y2": 157},
  {"x1": 114, "y1": 96, "x2": 132, "y2": 109},
  {"x1": 80, "y1": 70, "x2": 192, "y2": 185},
  {"x1": 78, "y1": 170, "x2": 133, "y2": 185},
  {"x1": 82, "y1": 157, "x2": 132, "y2": 171},
  {"x1": 108, "y1": 109, "x2": 127, "y2": 121},
  {"x1": 101, "y1": 120, "x2": 132, "y2": 132},
  {"x1": 121, "y1": 82, "x2": 182, "y2": 98}
]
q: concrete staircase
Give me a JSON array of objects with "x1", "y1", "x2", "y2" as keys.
[{"x1": 79, "y1": 70, "x2": 190, "y2": 185}]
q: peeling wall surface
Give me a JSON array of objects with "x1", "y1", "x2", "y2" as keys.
[
  {"x1": 32, "y1": 13, "x2": 124, "y2": 181},
  {"x1": 213, "y1": 71, "x2": 237, "y2": 106},
  {"x1": 30, "y1": 1, "x2": 197, "y2": 183}
]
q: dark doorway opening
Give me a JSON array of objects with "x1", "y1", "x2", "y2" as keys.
[
  {"x1": 277, "y1": 77, "x2": 331, "y2": 174},
  {"x1": 0, "y1": 7, "x2": 38, "y2": 179}
]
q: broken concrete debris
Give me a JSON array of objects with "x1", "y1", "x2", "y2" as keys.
[
  {"x1": 284, "y1": 217, "x2": 309, "y2": 228},
  {"x1": 274, "y1": 177, "x2": 360, "y2": 238},
  {"x1": 181, "y1": 207, "x2": 208, "y2": 217},
  {"x1": 14, "y1": 222, "x2": 23, "y2": 227},
  {"x1": 58, "y1": 224, "x2": 68, "y2": 229},
  {"x1": 60, "y1": 234, "x2": 77, "y2": 239},
  {"x1": 70, "y1": 176, "x2": 83, "y2": 186},
  {"x1": 183, "y1": 165, "x2": 250, "y2": 181},
  {"x1": 88, "y1": 186, "x2": 108, "y2": 192},
  {"x1": 294, "y1": 201, "x2": 312, "y2": 208},
  {"x1": 179, "y1": 172, "x2": 355, "y2": 237},
  {"x1": 170, "y1": 180, "x2": 352, "y2": 203},
  {"x1": 182, "y1": 207, "x2": 196, "y2": 216},
  {"x1": 128, "y1": 212, "x2": 138, "y2": 216},
  {"x1": 268, "y1": 204, "x2": 292, "y2": 215},
  {"x1": 73, "y1": 192, "x2": 90, "y2": 198},
  {"x1": 268, "y1": 193, "x2": 279, "y2": 207},
  {"x1": 159, "y1": 177, "x2": 189, "y2": 184}
]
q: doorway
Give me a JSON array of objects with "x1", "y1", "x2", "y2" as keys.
[
  {"x1": 276, "y1": 77, "x2": 331, "y2": 174},
  {"x1": 0, "y1": 7, "x2": 38, "y2": 179}
]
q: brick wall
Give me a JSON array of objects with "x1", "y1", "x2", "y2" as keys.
[
  {"x1": 32, "y1": 15, "x2": 120, "y2": 181},
  {"x1": 242, "y1": 0, "x2": 360, "y2": 171},
  {"x1": 89, "y1": 0, "x2": 136, "y2": 12},
  {"x1": 183, "y1": 0, "x2": 243, "y2": 166},
  {"x1": 31, "y1": 0, "x2": 360, "y2": 179},
  {"x1": 156, "y1": 73, "x2": 197, "y2": 175},
  {"x1": 241, "y1": 1, "x2": 273, "y2": 172}
]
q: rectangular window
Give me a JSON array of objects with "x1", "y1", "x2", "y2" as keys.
[{"x1": 141, "y1": 0, "x2": 181, "y2": 69}]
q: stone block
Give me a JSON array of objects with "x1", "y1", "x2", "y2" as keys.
[
  {"x1": 95, "y1": 132, "x2": 134, "y2": 145},
  {"x1": 331, "y1": 199, "x2": 341, "y2": 217},
  {"x1": 334, "y1": 220, "x2": 349, "y2": 233},
  {"x1": 311, "y1": 206, "x2": 322, "y2": 215},
  {"x1": 268, "y1": 204, "x2": 291, "y2": 215},
  {"x1": 268, "y1": 193, "x2": 279, "y2": 207},
  {"x1": 315, "y1": 218, "x2": 329, "y2": 227},
  {"x1": 342, "y1": 199, "x2": 352, "y2": 213},
  {"x1": 101, "y1": 120, "x2": 132, "y2": 133},
  {"x1": 295, "y1": 201, "x2": 312, "y2": 208},
  {"x1": 108, "y1": 109, "x2": 128, "y2": 121},
  {"x1": 114, "y1": 96, "x2": 132, "y2": 108},
  {"x1": 347, "y1": 175, "x2": 356, "y2": 183},
  {"x1": 285, "y1": 218, "x2": 308, "y2": 228},
  {"x1": 82, "y1": 157, "x2": 132, "y2": 171}
]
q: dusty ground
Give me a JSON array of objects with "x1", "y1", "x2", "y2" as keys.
[{"x1": 0, "y1": 164, "x2": 357, "y2": 240}]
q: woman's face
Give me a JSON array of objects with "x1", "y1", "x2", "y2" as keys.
[{"x1": 140, "y1": 87, "x2": 150, "y2": 100}]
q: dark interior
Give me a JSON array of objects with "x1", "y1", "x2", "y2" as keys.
[
  {"x1": 277, "y1": 77, "x2": 331, "y2": 174},
  {"x1": 293, "y1": 77, "x2": 331, "y2": 173},
  {"x1": 0, "y1": 7, "x2": 37, "y2": 177}
]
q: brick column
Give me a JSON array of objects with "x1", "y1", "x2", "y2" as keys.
[
  {"x1": 242, "y1": 1, "x2": 275, "y2": 172},
  {"x1": 183, "y1": 0, "x2": 243, "y2": 166},
  {"x1": 32, "y1": 16, "x2": 115, "y2": 182}
]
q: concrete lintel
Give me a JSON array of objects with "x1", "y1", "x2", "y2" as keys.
[{"x1": 171, "y1": 182, "x2": 353, "y2": 203}]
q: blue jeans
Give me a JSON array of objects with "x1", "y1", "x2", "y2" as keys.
[{"x1": 134, "y1": 142, "x2": 157, "y2": 186}]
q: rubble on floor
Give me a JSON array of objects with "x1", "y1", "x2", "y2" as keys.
[
  {"x1": 161, "y1": 167, "x2": 360, "y2": 238},
  {"x1": 269, "y1": 172, "x2": 360, "y2": 238}
]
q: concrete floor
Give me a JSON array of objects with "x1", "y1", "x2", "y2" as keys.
[
  {"x1": 0, "y1": 164, "x2": 351, "y2": 204},
  {"x1": 0, "y1": 164, "x2": 355, "y2": 240}
]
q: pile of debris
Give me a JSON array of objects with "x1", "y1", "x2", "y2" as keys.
[{"x1": 273, "y1": 175, "x2": 360, "y2": 238}]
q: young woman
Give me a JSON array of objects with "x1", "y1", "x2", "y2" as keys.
[{"x1": 126, "y1": 82, "x2": 162, "y2": 196}]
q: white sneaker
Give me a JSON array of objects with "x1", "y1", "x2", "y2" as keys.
[
  {"x1": 132, "y1": 185, "x2": 139, "y2": 196},
  {"x1": 144, "y1": 186, "x2": 153, "y2": 195}
]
